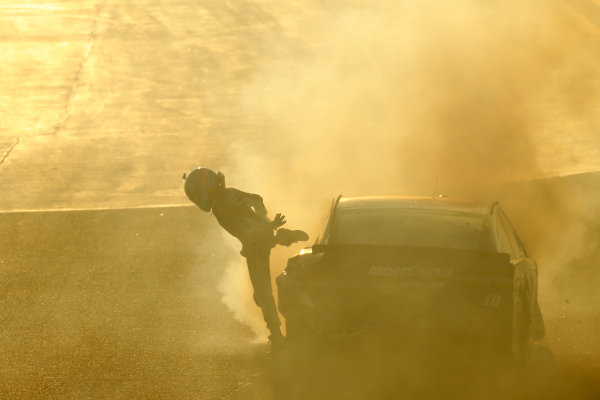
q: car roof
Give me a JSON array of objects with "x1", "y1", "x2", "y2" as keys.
[{"x1": 337, "y1": 196, "x2": 496, "y2": 215}]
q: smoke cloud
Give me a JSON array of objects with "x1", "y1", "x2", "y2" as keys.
[{"x1": 217, "y1": 0, "x2": 600, "y2": 343}]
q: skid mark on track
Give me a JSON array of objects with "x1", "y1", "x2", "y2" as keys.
[
  {"x1": 50, "y1": 4, "x2": 103, "y2": 136},
  {"x1": 0, "y1": 137, "x2": 20, "y2": 167}
]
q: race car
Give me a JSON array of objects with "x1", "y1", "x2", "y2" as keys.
[{"x1": 276, "y1": 196, "x2": 545, "y2": 362}]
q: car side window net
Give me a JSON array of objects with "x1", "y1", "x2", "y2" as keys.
[
  {"x1": 492, "y1": 206, "x2": 517, "y2": 258},
  {"x1": 498, "y1": 208, "x2": 526, "y2": 258}
]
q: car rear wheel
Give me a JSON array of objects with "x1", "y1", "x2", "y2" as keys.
[{"x1": 285, "y1": 312, "x2": 320, "y2": 350}]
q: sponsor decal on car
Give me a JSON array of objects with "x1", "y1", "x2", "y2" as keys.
[
  {"x1": 389, "y1": 310, "x2": 435, "y2": 329},
  {"x1": 368, "y1": 265, "x2": 454, "y2": 279}
]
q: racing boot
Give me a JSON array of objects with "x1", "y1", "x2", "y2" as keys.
[{"x1": 275, "y1": 228, "x2": 309, "y2": 247}]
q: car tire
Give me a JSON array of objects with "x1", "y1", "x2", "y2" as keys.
[
  {"x1": 284, "y1": 313, "x2": 323, "y2": 395},
  {"x1": 286, "y1": 312, "x2": 319, "y2": 351}
]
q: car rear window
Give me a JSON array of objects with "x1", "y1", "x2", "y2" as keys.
[{"x1": 332, "y1": 207, "x2": 494, "y2": 251}]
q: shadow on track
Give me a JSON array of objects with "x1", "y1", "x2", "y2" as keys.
[{"x1": 267, "y1": 334, "x2": 587, "y2": 400}]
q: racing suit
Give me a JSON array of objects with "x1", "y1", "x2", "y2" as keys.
[{"x1": 211, "y1": 187, "x2": 293, "y2": 336}]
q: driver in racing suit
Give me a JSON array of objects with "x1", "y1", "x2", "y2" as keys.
[{"x1": 183, "y1": 167, "x2": 308, "y2": 352}]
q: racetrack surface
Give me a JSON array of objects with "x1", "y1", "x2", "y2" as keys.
[
  {"x1": 1, "y1": 205, "x2": 600, "y2": 399},
  {"x1": 0, "y1": 206, "x2": 273, "y2": 399},
  {"x1": 1, "y1": 0, "x2": 600, "y2": 211}
]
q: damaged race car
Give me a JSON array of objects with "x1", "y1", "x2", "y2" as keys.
[{"x1": 276, "y1": 196, "x2": 545, "y2": 362}]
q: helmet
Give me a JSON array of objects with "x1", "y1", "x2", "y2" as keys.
[{"x1": 184, "y1": 167, "x2": 225, "y2": 211}]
